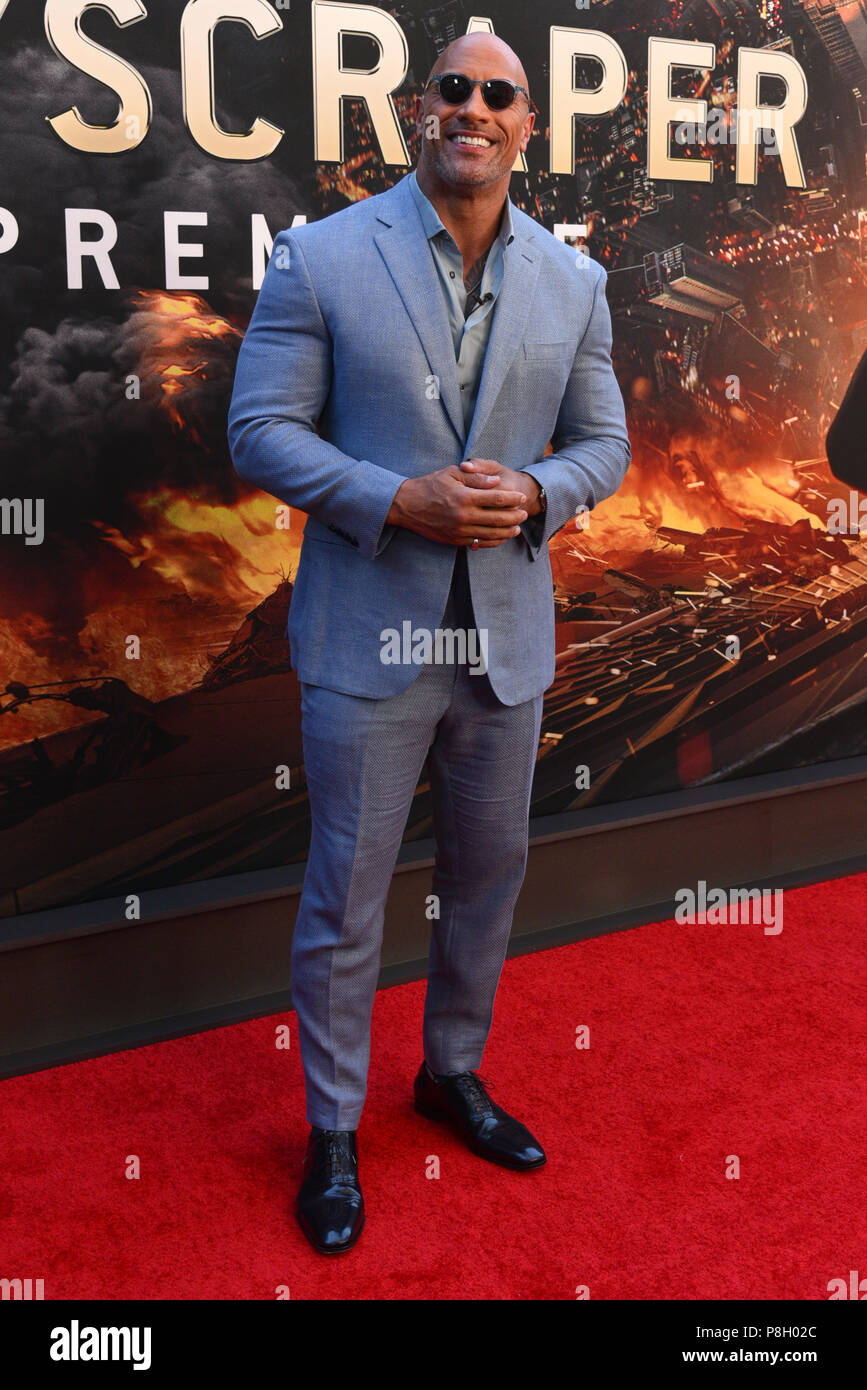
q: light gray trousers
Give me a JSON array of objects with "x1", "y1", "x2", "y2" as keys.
[{"x1": 291, "y1": 549, "x2": 544, "y2": 1129}]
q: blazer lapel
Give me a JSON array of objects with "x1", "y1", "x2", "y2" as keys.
[
  {"x1": 373, "y1": 176, "x2": 465, "y2": 444},
  {"x1": 465, "y1": 226, "x2": 542, "y2": 456}
]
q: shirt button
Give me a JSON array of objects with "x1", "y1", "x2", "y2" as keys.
[{"x1": 450, "y1": 271, "x2": 455, "y2": 278}]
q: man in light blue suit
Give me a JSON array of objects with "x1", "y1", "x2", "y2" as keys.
[{"x1": 228, "y1": 32, "x2": 631, "y2": 1254}]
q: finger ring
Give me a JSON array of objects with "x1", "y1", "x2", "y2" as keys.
[{"x1": 470, "y1": 538, "x2": 480, "y2": 550}]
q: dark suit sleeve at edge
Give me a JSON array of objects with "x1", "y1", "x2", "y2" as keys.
[{"x1": 826, "y1": 347, "x2": 867, "y2": 490}]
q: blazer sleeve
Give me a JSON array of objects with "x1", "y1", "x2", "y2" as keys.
[
  {"x1": 826, "y1": 348, "x2": 867, "y2": 491},
  {"x1": 518, "y1": 261, "x2": 631, "y2": 559},
  {"x1": 227, "y1": 228, "x2": 405, "y2": 561}
]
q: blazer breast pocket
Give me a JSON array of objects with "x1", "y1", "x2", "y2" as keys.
[{"x1": 522, "y1": 340, "x2": 571, "y2": 360}]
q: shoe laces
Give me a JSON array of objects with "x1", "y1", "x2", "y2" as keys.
[
  {"x1": 452, "y1": 1070, "x2": 496, "y2": 1119},
  {"x1": 315, "y1": 1129, "x2": 357, "y2": 1182}
]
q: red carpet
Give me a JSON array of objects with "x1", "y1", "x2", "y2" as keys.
[{"x1": 2, "y1": 872, "x2": 865, "y2": 1300}]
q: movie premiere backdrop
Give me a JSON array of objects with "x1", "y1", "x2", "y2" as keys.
[{"x1": 2, "y1": 0, "x2": 867, "y2": 919}]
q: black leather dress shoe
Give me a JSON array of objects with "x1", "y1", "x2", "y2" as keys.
[
  {"x1": 413, "y1": 1062, "x2": 546, "y2": 1171},
  {"x1": 295, "y1": 1128, "x2": 365, "y2": 1254}
]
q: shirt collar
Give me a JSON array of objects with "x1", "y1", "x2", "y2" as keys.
[{"x1": 408, "y1": 167, "x2": 515, "y2": 249}]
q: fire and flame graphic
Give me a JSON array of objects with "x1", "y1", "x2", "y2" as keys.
[
  {"x1": 131, "y1": 287, "x2": 306, "y2": 601},
  {"x1": 138, "y1": 290, "x2": 238, "y2": 444},
  {"x1": 0, "y1": 289, "x2": 840, "y2": 754},
  {"x1": 557, "y1": 418, "x2": 821, "y2": 586},
  {"x1": 0, "y1": 290, "x2": 304, "y2": 750}
]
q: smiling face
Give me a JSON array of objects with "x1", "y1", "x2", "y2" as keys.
[{"x1": 414, "y1": 34, "x2": 534, "y2": 192}]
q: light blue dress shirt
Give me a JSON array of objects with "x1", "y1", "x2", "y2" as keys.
[
  {"x1": 408, "y1": 168, "x2": 515, "y2": 438},
  {"x1": 407, "y1": 168, "x2": 543, "y2": 546}
]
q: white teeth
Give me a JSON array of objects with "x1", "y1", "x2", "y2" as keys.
[{"x1": 452, "y1": 135, "x2": 492, "y2": 147}]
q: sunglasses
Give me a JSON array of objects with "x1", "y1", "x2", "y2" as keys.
[{"x1": 425, "y1": 72, "x2": 537, "y2": 114}]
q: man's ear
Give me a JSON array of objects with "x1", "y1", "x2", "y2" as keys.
[{"x1": 521, "y1": 111, "x2": 535, "y2": 151}]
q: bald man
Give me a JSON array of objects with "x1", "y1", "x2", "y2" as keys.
[{"x1": 228, "y1": 33, "x2": 631, "y2": 1254}]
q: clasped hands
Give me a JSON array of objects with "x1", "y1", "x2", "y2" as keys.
[{"x1": 387, "y1": 459, "x2": 543, "y2": 549}]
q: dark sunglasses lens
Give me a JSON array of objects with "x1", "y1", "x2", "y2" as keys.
[
  {"x1": 438, "y1": 74, "x2": 472, "y2": 104},
  {"x1": 482, "y1": 80, "x2": 516, "y2": 110}
]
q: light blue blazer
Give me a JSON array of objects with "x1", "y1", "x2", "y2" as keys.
[{"x1": 227, "y1": 172, "x2": 631, "y2": 706}]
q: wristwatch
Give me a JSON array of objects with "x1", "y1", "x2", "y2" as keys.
[{"x1": 537, "y1": 485, "x2": 547, "y2": 515}]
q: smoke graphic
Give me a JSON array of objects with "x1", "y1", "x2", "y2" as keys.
[{"x1": 0, "y1": 39, "x2": 305, "y2": 693}]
